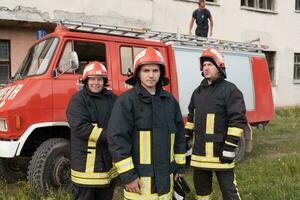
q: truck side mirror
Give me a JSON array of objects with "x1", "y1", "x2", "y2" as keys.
[
  {"x1": 53, "y1": 51, "x2": 79, "y2": 78},
  {"x1": 70, "y1": 51, "x2": 79, "y2": 70}
]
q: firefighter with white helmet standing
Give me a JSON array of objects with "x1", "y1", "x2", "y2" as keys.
[
  {"x1": 185, "y1": 48, "x2": 247, "y2": 200},
  {"x1": 66, "y1": 61, "x2": 117, "y2": 200},
  {"x1": 108, "y1": 47, "x2": 186, "y2": 199}
]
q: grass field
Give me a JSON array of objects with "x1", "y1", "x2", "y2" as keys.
[{"x1": 1, "y1": 107, "x2": 300, "y2": 200}]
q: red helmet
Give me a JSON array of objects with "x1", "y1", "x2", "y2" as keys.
[
  {"x1": 199, "y1": 48, "x2": 226, "y2": 78},
  {"x1": 125, "y1": 47, "x2": 169, "y2": 86},
  {"x1": 82, "y1": 61, "x2": 108, "y2": 84}
]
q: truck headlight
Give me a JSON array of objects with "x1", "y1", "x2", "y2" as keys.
[{"x1": 0, "y1": 118, "x2": 7, "y2": 132}]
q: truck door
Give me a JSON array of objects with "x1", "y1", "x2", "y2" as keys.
[
  {"x1": 113, "y1": 43, "x2": 170, "y2": 95},
  {"x1": 52, "y1": 39, "x2": 114, "y2": 122}
]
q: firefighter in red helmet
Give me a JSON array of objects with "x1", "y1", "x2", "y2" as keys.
[
  {"x1": 66, "y1": 61, "x2": 117, "y2": 200},
  {"x1": 108, "y1": 47, "x2": 186, "y2": 199},
  {"x1": 185, "y1": 48, "x2": 247, "y2": 200}
]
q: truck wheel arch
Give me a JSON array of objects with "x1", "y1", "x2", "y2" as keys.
[{"x1": 16, "y1": 122, "x2": 70, "y2": 157}]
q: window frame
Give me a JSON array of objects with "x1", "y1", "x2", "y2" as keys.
[
  {"x1": 294, "y1": 53, "x2": 300, "y2": 81},
  {"x1": 57, "y1": 39, "x2": 107, "y2": 75},
  {"x1": 0, "y1": 40, "x2": 11, "y2": 85},
  {"x1": 263, "y1": 51, "x2": 276, "y2": 85},
  {"x1": 296, "y1": 0, "x2": 300, "y2": 11},
  {"x1": 119, "y1": 45, "x2": 146, "y2": 76},
  {"x1": 241, "y1": 0, "x2": 277, "y2": 13}
]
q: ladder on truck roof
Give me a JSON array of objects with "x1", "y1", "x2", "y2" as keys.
[{"x1": 59, "y1": 20, "x2": 267, "y2": 52}]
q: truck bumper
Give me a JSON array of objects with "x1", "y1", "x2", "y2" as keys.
[{"x1": 0, "y1": 140, "x2": 19, "y2": 158}]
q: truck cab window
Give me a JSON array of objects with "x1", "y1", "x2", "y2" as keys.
[
  {"x1": 120, "y1": 46, "x2": 144, "y2": 75},
  {"x1": 58, "y1": 41, "x2": 106, "y2": 74}
]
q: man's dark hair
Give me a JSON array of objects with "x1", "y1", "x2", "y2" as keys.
[{"x1": 198, "y1": 0, "x2": 205, "y2": 5}]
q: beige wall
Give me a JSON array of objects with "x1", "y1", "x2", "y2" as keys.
[{"x1": 0, "y1": 27, "x2": 36, "y2": 76}]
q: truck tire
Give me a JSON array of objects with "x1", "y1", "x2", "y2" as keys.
[
  {"x1": 0, "y1": 157, "x2": 29, "y2": 183},
  {"x1": 27, "y1": 138, "x2": 71, "y2": 193},
  {"x1": 234, "y1": 133, "x2": 246, "y2": 163}
]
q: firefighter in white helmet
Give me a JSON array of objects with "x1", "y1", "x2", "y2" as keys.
[
  {"x1": 66, "y1": 61, "x2": 117, "y2": 200},
  {"x1": 185, "y1": 48, "x2": 247, "y2": 200},
  {"x1": 108, "y1": 47, "x2": 186, "y2": 199}
]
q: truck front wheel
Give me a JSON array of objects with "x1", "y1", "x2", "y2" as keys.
[
  {"x1": 27, "y1": 138, "x2": 71, "y2": 192},
  {"x1": 0, "y1": 157, "x2": 29, "y2": 183}
]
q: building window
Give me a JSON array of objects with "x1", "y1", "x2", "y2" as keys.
[
  {"x1": 294, "y1": 53, "x2": 300, "y2": 80},
  {"x1": 241, "y1": 0, "x2": 275, "y2": 11},
  {"x1": 0, "y1": 40, "x2": 10, "y2": 84},
  {"x1": 296, "y1": 0, "x2": 300, "y2": 11},
  {"x1": 263, "y1": 51, "x2": 275, "y2": 84}
]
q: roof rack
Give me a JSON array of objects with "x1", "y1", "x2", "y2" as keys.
[{"x1": 59, "y1": 20, "x2": 267, "y2": 52}]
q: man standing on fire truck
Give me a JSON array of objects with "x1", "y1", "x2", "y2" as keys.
[
  {"x1": 66, "y1": 61, "x2": 117, "y2": 200},
  {"x1": 108, "y1": 47, "x2": 186, "y2": 199},
  {"x1": 185, "y1": 48, "x2": 247, "y2": 200}
]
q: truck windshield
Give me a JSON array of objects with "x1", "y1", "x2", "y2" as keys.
[{"x1": 13, "y1": 37, "x2": 59, "y2": 80}]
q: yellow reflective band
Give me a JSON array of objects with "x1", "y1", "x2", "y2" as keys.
[
  {"x1": 196, "y1": 194, "x2": 211, "y2": 200},
  {"x1": 124, "y1": 190, "x2": 158, "y2": 200},
  {"x1": 139, "y1": 131, "x2": 151, "y2": 164},
  {"x1": 190, "y1": 160, "x2": 235, "y2": 169},
  {"x1": 159, "y1": 192, "x2": 172, "y2": 200},
  {"x1": 109, "y1": 166, "x2": 119, "y2": 178},
  {"x1": 174, "y1": 154, "x2": 186, "y2": 165},
  {"x1": 71, "y1": 175, "x2": 110, "y2": 185},
  {"x1": 140, "y1": 177, "x2": 151, "y2": 195},
  {"x1": 205, "y1": 114, "x2": 215, "y2": 134},
  {"x1": 170, "y1": 174, "x2": 174, "y2": 191},
  {"x1": 234, "y1": 174, "x2": 242, "y2": 200},
  {"x1": 85, "y1": 149, "x2": 96, "y2": 173},
  {"x1": 225, "y1": 140, "x2": 239, "y2": 148},
  {"x1": 88, "y1": 125, "x2": 103, "y2": 147},
  {"x1": 115, "y1": 157, "x2": 134, "y2": 174},
  {"x1": 191, "y1": 154, "x2": 220, "y2": 163},
  {"x1": 205, "y1": 142, "x2": 214, "y2": 158},
  {"x1": 124, "y1": 187, "x2": 172, "y2": 200},
  {"x1": 185, "y1": 122, "x2": 195, "y2": 130},
  {"x1": 170, "y1": 133, "x2": 175, "y2": 162},
  {"x1": 227, "y1": 127, "x2": 243, "y2": 137},
  {"x1": 71, "y1": 169, "x2": 109, "y2": 179}
]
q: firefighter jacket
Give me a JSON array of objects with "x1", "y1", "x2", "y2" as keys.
[
  {"x1": 185, "y1": 77, "x2": 247, "y2": 170},
  {"x1": 66, "y1": 87, "x2": 117, "y2": 187},
  {"x1": 108, "y1": 83, "x2": 186, "y2": 199}
]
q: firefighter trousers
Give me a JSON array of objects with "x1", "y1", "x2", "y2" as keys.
[
  {"x1": 193, "y1": 169, "x2": 241, "y2": 200},
  {"x1": 72, "y1": 181, "x2": 115, "y2": 200}
]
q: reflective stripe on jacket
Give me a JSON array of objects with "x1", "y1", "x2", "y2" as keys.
[
  {"x1": 185, "y1": 78, "x2": 247, "y2": 170},
  {"x1": 108, "y1": 84, "x2": 186, "y2": 198},
  {"x1": 66, "y1": 88, "x2": 117, "y2": 187}
]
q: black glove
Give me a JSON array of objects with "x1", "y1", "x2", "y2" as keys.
[
  {"x1": 173, "y1": 177, "x2": 191, "y2": 200},
  {"x1": 219, "y1": 145, "x2": 236, "y2": 164}
]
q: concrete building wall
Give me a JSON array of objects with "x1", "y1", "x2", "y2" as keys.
[
  {"x1": 0, "y1": 27, "x2": 36, "y2": 76},
  {"x1": 0, "y1": 0, "x2": 299, "y2": 106}
]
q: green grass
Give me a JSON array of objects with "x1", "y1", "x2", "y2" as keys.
[{"x1": 1, "y1": 107, "x2": 300, "y2": 199}]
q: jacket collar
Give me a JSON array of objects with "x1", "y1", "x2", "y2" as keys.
[
  {"x1": 83, "y1": 87, "x2": 111, "y2": 98},
  {"x1": 198, "y1": 77, "x2": 224, "y2": 91},
  {"x1": 134, "y1": 83, "x2": 170, "y2": 98}
]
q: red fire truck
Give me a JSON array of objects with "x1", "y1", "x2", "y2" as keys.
[{"x1": 0, "y1": 21, "x2": 274, "y2": 191}]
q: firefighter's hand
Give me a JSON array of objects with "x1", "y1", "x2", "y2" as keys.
[
  {"x1": 125, "y1": 178, "x2": 143, "y2": 193},
  {"x1": 209, "y1": 30, "x2": 213, "y2": 37},
  {"x1": 174, "y1": 173, "x2": 183, "y2": 181}
]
